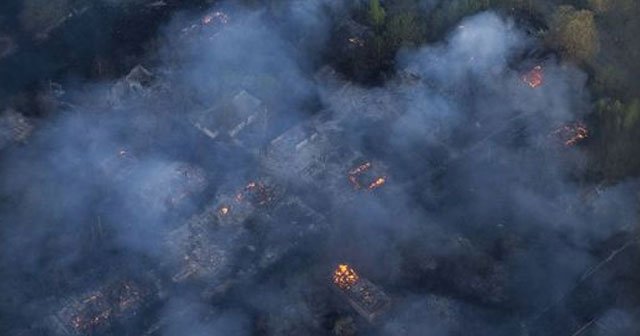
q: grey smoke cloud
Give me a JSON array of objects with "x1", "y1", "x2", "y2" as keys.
[{"x1": 0, "y1": 1, "x2": 637, "y2": 336}]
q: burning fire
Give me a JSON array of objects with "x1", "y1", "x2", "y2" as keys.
[
  {"x1": 218, "y1": 205, "x2": 230, "y2": 216},
  {"x1": 552, "y1": 122, "x2": 589, "y2": 146},
  {"x1": 522, "y1": 65, "x2": 543, "y2": 88},
  {"x1": 182, "y1": 11, "x2": 229, "y2": 37},
  {"x1": 67, "y1": 281, "x2": 147, "y2": 333},
  {"x1": 333, "y1": 264, "x2": 359, "y2": 290},
  {"x1": 70, "y1": 292, "x2": 112, "y2": 332},
  {"x1": 348, "y1": 162, "x2": 387, "y2": 191},
  {"x1": 232, "y1": 180, "x2": 274, "y2": 206},
  {"x1": 368, "y1": 176, "x2": 387, "y2": 190},
  {"x1": 244, "y1": 181, "x2": 273, "y2": 205},
  {"x1": 349, "y1": 162, "x2": 372, "y2": 176}
]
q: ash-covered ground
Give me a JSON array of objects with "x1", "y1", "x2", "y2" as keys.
[{"x1": 0, "y1": 1, "x2": 639, "y2": 336}]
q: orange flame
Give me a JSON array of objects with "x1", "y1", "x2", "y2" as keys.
[
  {"x1": 349, "y1": 162, "x2": 371, "y2": 175},
  {"x1": 348, "y1": 162, "x2": 387, "y2": 191},
  {"x1": 231, "y1": 180, "x2": 273, "y2": 206},
  {"x1": 348, "y1": 162, "x2": 371, "y2": 189},
  {"x1": 552, "y1": 122, "x2": 589, "y2": 146},
  {"x1": 333, "y1": 264, "x2": 359, "y2": 290},
  {"x1": 218, "y1": 205, "x2": 230, "y2": 216},
  {"x1": 522, "y1": 65, "x2": 543, "y2": 88},
  {"x1": 565, "y1": 123, "x2": 589, "y2": 146},
  {"x1": 368, "y1": 176, "x2": 387, "y2": 190}
]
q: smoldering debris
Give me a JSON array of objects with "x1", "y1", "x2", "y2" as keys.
[{"x1": 0, "y1": 1, "x2": 638, "y2": 336}]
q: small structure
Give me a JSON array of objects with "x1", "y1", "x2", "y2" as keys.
[
  {"x1": 257, "y1": 196, "x2": 327, "y2": 269},
  {"x1": 164, "y1": 198, "x2": 249, "y2": 297},
  {"x1": 165, "y1": 220, "x2": 234, "y2": 284},
  {"x1": 109, "y1": 65, "x2": 158, "y2": 107},
  {"x1": 262, "y1": 117, "x2": 333, "y2": 182},
  {"x1": 550, "y1": 121, "x2": 589, "y2": 147},
  {"x1": 164, "y1": 174, "x2": 325, "y2": 299},
  {"x1": 324, "y1": 152, "x2": 390, "y2": 206},
  {"x1": 332, "y1": 264, "x2": 390, "y2": 323},
  {"x1": 191, "y1": 90, "x2": 268, "y2": 150},
  {"x1": 315, "y1": 66, "x2": 405, "y2": 124},
  {"x1": 214, "y1": 176, "x2": 285, "y2": 226},
  {"x1": 347, "y1": 160, "x2": 388, "y2": 192},
  {"x1": 264, "y1": 114, "x2": 391, "y2": 208},
  {"x1": 47, "y1": 275, "x2": 161, "y2": 336}
]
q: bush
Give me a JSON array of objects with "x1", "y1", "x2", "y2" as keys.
[
  {"x1": 384, "y1": 12, "x2": 425, "y2": 50},
  {"x1": 546, "y1": 6, "x2": 599, "y2": 64}
]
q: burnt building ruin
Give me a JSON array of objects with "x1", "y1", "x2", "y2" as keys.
[
  {"x1": 190, "y1": 90, "x2": 269, "y2": 152},
  {"x1": 47, "y1": 274, "x2": 163, "y2": 336}
]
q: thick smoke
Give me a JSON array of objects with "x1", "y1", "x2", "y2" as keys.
[{"x1": 0, "y1": 1, "x2": 638, "y2": 336}]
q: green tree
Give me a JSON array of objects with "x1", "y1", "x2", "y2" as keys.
[
  {"x1": 547, "y1": 6, "x2": 600, "y2": 64},
  {"x1": 368, "y1": 0, "x2": 386, "y2": 30},
  {"x1": 623, "y1": 99, "x2": 640, "y2": 129},
  {"x1": 592, "y1": 98, "x2": 640, "y2": 180},
  {"x1": 384, "y1": 12, "x2": 424, "y2": 49}
]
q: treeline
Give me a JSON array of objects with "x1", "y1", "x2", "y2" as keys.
[{"x1": 321, "y1": 0, "x2": 640, "y2": 182}]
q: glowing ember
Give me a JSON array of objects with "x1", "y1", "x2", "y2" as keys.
[
  {"x1": 69, "y1": 293, "x2": 112, "y2": 333},
  {"x1": 117, "y1": 282, "x2": 142, "y2": 310},
  {"x1": 552, "y1": 122, "x2": 589, "y2": 146},
  {"x1": 348, "y1": 162, "x2": 387, "y2": 191},
  {"x1": 348, "y1": 162, "x2": 372, "y2": 189},
  {"x1": 368, "y1": 176, "x2": 387, "y2": 190},
  {"x1": 349, "y1": 162, "x2": 372, "y2": 176},
  {"x1": 64, "y1": 280, "x2": 149, "y2": 333},
  {"x1": 522, "y1": 65, "x2": 543, "y2": 88},
  {"x1": 232, "y1": 180, "x2": 274, "y2": 206},
  {"x1": 333, "y1": 264, "x2": 359, "y2": 290},
  {"x1": 348, "y1": 37, "x2": 365, "y2": 47},
  {"x1": 71, "y1": 310, "x2": 112, "y2": 332},
  {"x1": 244, "y1": 181, "x2": 273, "y2": 205},
  {"x1": 218, "y1": 205, "x2": 230, "y2": 216}
]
